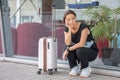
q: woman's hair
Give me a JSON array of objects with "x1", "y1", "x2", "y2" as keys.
[{"x1": 63, "y1": 10, "x2": 76, "y2": 23}]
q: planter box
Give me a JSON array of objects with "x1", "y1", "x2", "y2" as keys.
[{"x1": 102, "y1": 48, "x2": 113, "y2": 58}]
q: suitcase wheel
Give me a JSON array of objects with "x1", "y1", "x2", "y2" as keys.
[
  {"x1": 55, "y1": 68, "x2": 57, "y2": 72},
  {"x1": 37, "y1": 69, "x2": 42, "y2": 74},
  {"x1": 48, "y1": 69, "x2": 53, "y2": 75}
]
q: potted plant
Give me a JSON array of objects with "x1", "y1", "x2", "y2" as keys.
[{"x1": 83, "y1": 5, "x2": 120, "y2": 58}]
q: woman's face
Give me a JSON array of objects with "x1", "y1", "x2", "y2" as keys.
[{"x1": 65, "y1": 13, "x2": 76, "y2": 28}]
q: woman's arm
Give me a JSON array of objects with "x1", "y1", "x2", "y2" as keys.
[
  {"x1": 69, "y1": 28, "x2": 90, "y2": 51},
  {"x1": 63, "y1": 28, "x2": 72, "y2": 60},
  {"x1": 64, "y1": 29, "x2": 72, "y2": 45}
]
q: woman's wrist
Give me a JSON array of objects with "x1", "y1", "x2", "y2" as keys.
[{"x1": 66, "y1": 46, "x2": 70, "y2": 53}]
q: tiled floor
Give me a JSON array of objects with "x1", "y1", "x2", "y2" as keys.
[{"x1": 0, "y1": 61, "x2": 120, "y2": 80}]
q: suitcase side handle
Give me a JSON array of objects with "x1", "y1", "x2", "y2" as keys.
[{"x1": 48, "y1": 42, "x2": 50, "y2": 49}]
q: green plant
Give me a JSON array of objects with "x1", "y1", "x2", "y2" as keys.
[{"x1": 83, "y1": 5, "x2": 120, "y2": 48}]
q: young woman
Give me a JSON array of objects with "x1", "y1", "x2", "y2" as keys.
[{"x1": 62, "y1": 10, "x2": 99, "y2": 78}]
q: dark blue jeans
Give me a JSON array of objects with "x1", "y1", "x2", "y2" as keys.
[{"x1": 67, "y1": 47, "x2": 98, "y2": 69}]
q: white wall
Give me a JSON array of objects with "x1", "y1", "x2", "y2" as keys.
[
  {"x1": 58, "y1": 0, "x2": 120, "y2": 20},
  {"x1": 99, "y1": 0, "x2": 120, "y2": 8}
]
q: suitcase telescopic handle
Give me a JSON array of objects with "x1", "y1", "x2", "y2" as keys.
[{"x1": 52, "y1": 5, "x2": 56, "y2": 39}]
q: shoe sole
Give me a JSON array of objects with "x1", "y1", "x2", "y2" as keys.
[
  {"x1": 80, "y1": 71, "x2": 91, "y2": 78},
  {"x1": 69, "y1": 73, "x2": 80, "y2": 76},
  {"x1": 80, "y1": 75, "x2": 89, "y2": 78}
]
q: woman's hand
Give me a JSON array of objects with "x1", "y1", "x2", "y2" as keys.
[
  {"x1": 66, "y1": 21, "x2": 71, "y2": 30},
  {"x1": 62, "y1": 50, "x2": 69, "y2": 60},
  {"x1": 65, "y1": 21, "x2": 69, "y2": 27}
]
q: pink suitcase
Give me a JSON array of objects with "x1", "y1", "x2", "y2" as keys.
[
  {"x1": 37, "y1": 5, "x2": 58, "y2": 75},
  {"x1": 37, "y1": 37, "x2": 57, "y2": 75}
]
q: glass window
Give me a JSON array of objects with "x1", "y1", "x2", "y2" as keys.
[{"x1": 1, "y1": 0, "x2": 119, "y2": 72}]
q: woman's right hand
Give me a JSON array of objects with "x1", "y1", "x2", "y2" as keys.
[
  {"x1": 66, "y1": 21, "x2": 72, "y2": 33},
  {"x1": 66, "y1": 21, "x2": 71, "y2": 29},
  {"x1": 62, "y1": 50, "x2": 68, "y2": 60}
]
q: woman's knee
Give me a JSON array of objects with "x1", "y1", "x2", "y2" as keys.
[{"x1": 76, "y1": 47, "x2": 86, "y2": 55}]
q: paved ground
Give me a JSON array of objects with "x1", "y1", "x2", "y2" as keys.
[{"x1": 0, "y1": 61, "x2": 120, "y2": 80}]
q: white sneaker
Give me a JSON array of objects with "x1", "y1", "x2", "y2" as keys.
[
  {"x1": 69, "y1": 65, "x2": 80, "y2": 76},
  {"x1": 80, "y1": 66, "x2": 91, "y2": 78}
]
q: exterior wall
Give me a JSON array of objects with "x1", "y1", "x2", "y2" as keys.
[
  {"x1": 99, "y1": 0, "x2": 120, "y2": 8},
  {"x1": 8, "y1": 0, "x2": 42, "y2": 27},
  {"x1": 9, "y1": 0, "x2": 120, "y2": 18},
  {"x1": 59, "y1": 0, "x2": 120, "y2": 20},
  {"x1": 8, "y1": 0, "x2": 120, "y2": 27},
  {"x1": 9, "y1": 0, "x2": 39, "y2": 16}
]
